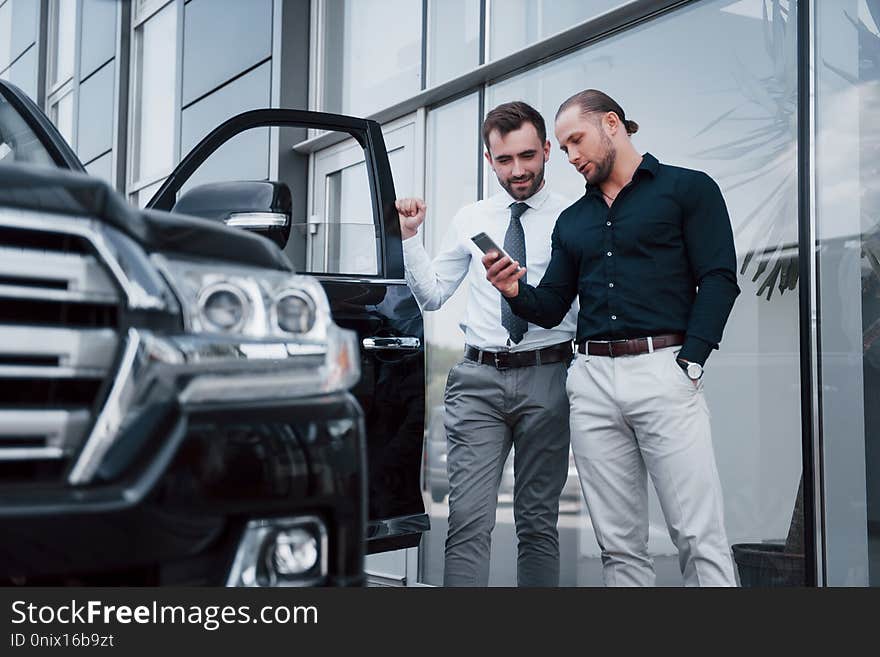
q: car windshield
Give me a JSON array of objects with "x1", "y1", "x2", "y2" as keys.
[{"x1": 0, "y1": 92, "x2": 55, "y2": 168}]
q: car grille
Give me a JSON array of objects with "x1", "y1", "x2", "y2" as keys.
[{"x1": 0, "y1": 216, "x2": 120, "y2": 483}]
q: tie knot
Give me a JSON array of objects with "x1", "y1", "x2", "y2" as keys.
[{"x1": 509, "y1": 202, "x2": 529, "y2": 221}]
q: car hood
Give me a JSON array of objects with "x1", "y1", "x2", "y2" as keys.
[{"x1": 0, "y1": 162, "x2": 291, "y2": 271}]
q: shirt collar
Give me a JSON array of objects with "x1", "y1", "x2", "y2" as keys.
[
  {"x1": 584, "y1": 152, "x2": 659, "y2": 197},
  {"x1": 493, "y1": 182, "x2": 551, "y2": 212}
]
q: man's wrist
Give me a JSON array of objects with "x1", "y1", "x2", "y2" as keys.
[
  {"x1": 501, "y1": 281, "x2": 519, "y2": 298},
  {"x1": 678, "y1": 335, "x2": 712, "y2": 366},
  {"x1": 676, "y1": 357, "x2": 704, "y2": 380}
]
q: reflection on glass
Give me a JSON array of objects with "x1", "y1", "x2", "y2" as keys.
[
  {"x1": 290, "y1": 222, "x2": 379, "y2": 276},
  {"x1": 478, "y1": 0, "x2": 802, "y2": 586},
  {"x1": 428, "y1": 0, "x2": 480, "y2": 86},
  {"x1": 318, "y1": 163, "x2": 377, "y2": 275},
  {"x1": 52, "y1": 0, "x2": 76, "y2": 86},
  {"x1": 133, "y1": 1, "x2": 177, "y2": 183},
  {"x1": 322, "y1": 0, "x2": 421, "y2": 115},
  {"x1": 0, "y1": 93, "x2": 54, "y2": 166},
  {"x1": 816, "y1": 0, "x2": 880, "y2": 586},
  {"x1": 488, "y1": 0, "x2": 620, "y2": 61}
]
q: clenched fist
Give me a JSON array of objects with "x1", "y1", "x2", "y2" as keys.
[{"x1": 395, "y1": 197, "x2": 427, "y2": 240}]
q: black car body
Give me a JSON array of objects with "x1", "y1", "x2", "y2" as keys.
[{"x1": 0, "y1": 80, "x2": 428, "y2": 586}]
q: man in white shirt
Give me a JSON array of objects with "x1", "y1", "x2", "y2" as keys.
[{"x1": 396, "y1": 101, "x2": 577, "y2": 586}]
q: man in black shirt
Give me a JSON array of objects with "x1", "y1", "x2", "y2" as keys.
[{"x1": 483, "y1": 89, "x2": 740, "y2": 586}]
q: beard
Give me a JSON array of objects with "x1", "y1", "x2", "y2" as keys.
[
  {"x1": 500, "y1": 165, "x2": 545, "y2": 201},
  {"x1": 585, "y1": 133, "x2": 616, "y2": 186}
]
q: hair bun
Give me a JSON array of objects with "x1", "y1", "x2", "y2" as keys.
[{"x1": 624, "y1": 119, "x2": 639, "y2": 135}]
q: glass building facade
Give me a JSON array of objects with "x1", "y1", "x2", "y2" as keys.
[{"x1": 2, "y1": 0, "x2": 877, "y2": 586}]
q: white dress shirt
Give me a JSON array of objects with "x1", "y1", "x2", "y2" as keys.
[{"x1": 402, "y1": 184, "x2": 578, "y2": 352}]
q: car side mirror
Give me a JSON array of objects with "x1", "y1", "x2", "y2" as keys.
[{"x1": 172, "y1": 180, "x2": 292, "y2": 250}]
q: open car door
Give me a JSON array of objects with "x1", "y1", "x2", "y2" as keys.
[{"x1": 148, "y1": 109, "x2": 428, "y2": 559}]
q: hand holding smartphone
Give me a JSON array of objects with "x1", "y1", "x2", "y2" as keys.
[{"x1": 470, "y1": 232, "x2": 522, "y2": 271}]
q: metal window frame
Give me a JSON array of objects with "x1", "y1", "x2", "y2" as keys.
[
  {"x1": 798, "y1": 0, "x2": 823, "y2": 588},
  {"x1": 126, "y1": 0, "x2": 181, "y2": 196},
  {"x1": 46, "y1": 0, "x2": 77, "y2": 95},
  {"x1": 45, "y1": 0, "x2": 80, "y2": 150}
]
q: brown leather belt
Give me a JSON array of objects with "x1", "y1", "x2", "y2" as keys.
[
  {"x1": 465, "y1": 341, "x2": 573, "y2": 369},
  {"x1": 577, "y1": 333, "x2": 685, "y2": 358}
]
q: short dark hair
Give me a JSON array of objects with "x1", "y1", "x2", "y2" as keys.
[
  {"x1": 481, "y1": 101, "x2": 547, "y2": 154},
  {"x1": 556, "y1": 89, "x2": 639, "y2": 135}
]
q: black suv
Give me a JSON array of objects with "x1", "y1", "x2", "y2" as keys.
[{"x1": 0, "y1": 80, "x2": 428, "y2": 586}]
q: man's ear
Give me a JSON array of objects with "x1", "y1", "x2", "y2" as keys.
[
  {"x1": 483, "y1": 149, "x2": 494, "y2": 169},
  {"x1": 604, "y1": 111, "x2": 620, "y2": 136},
  {"x1": 543, "y1": 140, "x2": 551, "y2": 162}
]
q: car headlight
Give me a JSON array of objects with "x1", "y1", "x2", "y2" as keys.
[
  {"x1": 274, "y1": 290, "x2": 316, "y2": 334},
  {"x1": 200, "y1": 282, "x2": 250, "y2": 333},
  {"x1": 147, "y1": 255, "x2": 359, "y2": 401},
  {"x1": 153, "y1": 255, "x2": 320, "y2": 338}
]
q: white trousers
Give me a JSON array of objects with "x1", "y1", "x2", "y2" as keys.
[{"x1": 566, "y1": 346, "x2": 737, "y2": 587}]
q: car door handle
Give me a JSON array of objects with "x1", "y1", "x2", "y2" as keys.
[{"x1": 362, "y1": 336, "x2": 421, "y2": 351}]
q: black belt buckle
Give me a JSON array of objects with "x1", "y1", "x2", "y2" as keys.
[{"x1": 493, "y1": 351, "x2": 508, "y2": 370}]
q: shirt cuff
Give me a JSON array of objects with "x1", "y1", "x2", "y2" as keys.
[
  {"x1": 506, "y1": 281, "x2": 529, "y2": 311},
  {"x1": 678, "y1": 336, "x2": 714, "y2": 366},
  {"x1": 401, "y1": 230, "x2": 422, "y2": 253}
]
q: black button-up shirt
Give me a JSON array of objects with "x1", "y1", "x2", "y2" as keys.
[{"x1": 507, "y1": 153, "x2": 739, "y2": 365}]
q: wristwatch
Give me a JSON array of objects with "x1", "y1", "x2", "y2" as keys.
[{"x1": 677, "y1": 358, "x2": 703, "y2": 381}]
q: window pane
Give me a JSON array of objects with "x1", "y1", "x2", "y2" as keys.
[
  {"x1": 53, "y1": 91, "x2": 74, "y2": 147},
  {"x1": 484, "y1": 0, "x2": 802, "y2": 586},
  {"x1": 427, "y1": 0, "x2": 480, "y2": 86},
  {"x1": 179, "y1": 61, "x2": 271, "y2": 191},
  {"x1": 6, "y1": 43, "x2": 36, "y2": 100},
  {"x1": 182, "y1": 0, "x2": 272, "y2": 105},
  {"x1": 815, "y1": 0, "x2": 880, "y2": 585},
  {"x1": 420, "y1": 93, "x2": 479, "y2": 585},
  {"x1": 322, "y1": 0, "x2": 421, "y2": 115},
  {"x1": 0, "y1": 1, "x2": 11, "y2": 71},
  {"x1": 0, "y1": 0, "x2": 37, "y2": 72},
  {"x1": 11, "y1": 0, "x2": 38, "y2": 60},
  {"x1": 134, "y1": 0, "x2": 169, "y2": 23},
  {"x1": 133, "y1": 0, "x2": 177, "y2": 183},
  {"x1": 52, "y1": 0, "x2": 77, "y2": 85},
  {"x1": 77, "y1": 61, "x2": 114, "y2": 164},
  {"x1": 131, "y1": 178, "x2": 163, "y2": 208},
  {"x1": 80, "y1": 0, "x2": 117, "y2": 79},
  {"x1": 85, "y1": 150, "x2": 113, "y2": 186},
  {"x1": 488, "y1": 0, "x2": 620, "y2": 61},
  {"x1": 304, "y1": 126, "x2": 402, "y2": 276},
  {"x1": 318, "y1": 164, "x2": 378, "y2": 275}
]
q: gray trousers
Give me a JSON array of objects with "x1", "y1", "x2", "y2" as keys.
[{"x1": 443, "y1": 357, "x2": 570, "y2": 587}]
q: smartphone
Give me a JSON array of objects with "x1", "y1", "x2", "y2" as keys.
[{"x1": 470, "y1": 232, "x2": 522, "y2": 270}]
